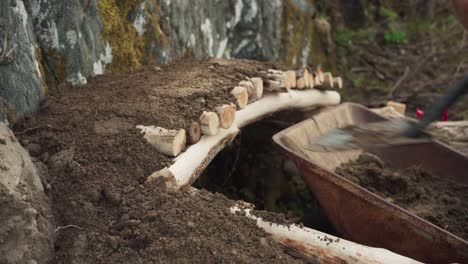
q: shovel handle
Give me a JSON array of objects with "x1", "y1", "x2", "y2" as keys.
[{"x1": 403, "y1": 76, "x2": 468, "y2": 137}]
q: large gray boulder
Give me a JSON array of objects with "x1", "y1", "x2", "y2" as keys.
[
  {"x1": 0, "y1": 122, "x2": 54, "y2": 264},
  {"x1": 0, "y1": 0, "x2": 318, "y2": 118},
  {"x1": 0, "y1": 0, "x2": 43, "y2": 120}
]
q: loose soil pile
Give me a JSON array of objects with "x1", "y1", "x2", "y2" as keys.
[
  {"x1": 14, "y1": 58, "x2": 303, "y2": 263},
  {"x1": 336, "y1": 153, "x2": 468, "y2": 240}
]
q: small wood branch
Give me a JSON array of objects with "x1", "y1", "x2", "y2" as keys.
[
  {"x1": 200, "y1": 111, "x2": 220, "y2": 136},
  {"x1": 215, "y1": 104, "x2": 236, "y2": 129},
  {"x1": 230, "y1": 206, "x2": 421, "y2": 264},
  {"x1": 231, "y1": 86, "x2": 248, "y2": 109},
  {"x1": 187, "y1": 122, "x2": 201, "y2": 145},
  {"x1": 137, "y1": 126, "x2": 186, "y2": 157},
  {"x1": 333, "y1": 77, "x2": 343, "y2": 89},
  {"x1": 148, "y1": 90, "x2": 341, "y2": 189},
  {"x1": 387, "y1": 66, "x2": 410, "y2": 99}
]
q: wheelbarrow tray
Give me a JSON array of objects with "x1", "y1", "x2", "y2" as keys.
[{"x1": 272, "y1": 103, "x2": 468, "y2": 263}]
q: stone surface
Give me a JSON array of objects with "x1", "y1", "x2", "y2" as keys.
[
  {"x1": 1, "y1": 0, "x2": 318, "y2": 118},
  {"x1": 0, "y1": 0, "x2": 43, "y2": 120},
  {"x1": 0, "y1": 122, "x2": 54, "y2": 264}
]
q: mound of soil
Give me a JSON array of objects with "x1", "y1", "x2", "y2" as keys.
[
  {"x1": 336, "y1": 153, "x2": 468, "y2": 240},
  {"x1": 13, "y1": 59, "x2": 303, "y2": 263}
]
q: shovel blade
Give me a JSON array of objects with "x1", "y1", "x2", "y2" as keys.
[{"x1": 305, "y1": 120, "x2": 431, "y2": 152}]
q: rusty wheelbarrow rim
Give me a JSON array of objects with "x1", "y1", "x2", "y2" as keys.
[{"x1": 272, "y1": 103, "x2": 468, "y2": 248}]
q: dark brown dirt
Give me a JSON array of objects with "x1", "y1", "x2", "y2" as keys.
[
  {"x1": 13, "y1": 58, "x2": 303, "y2": 263},
  {"x1": 251, "y1": 210, "x2": 292, "y2": 226},
  {"x1": 336, "y1": 153, "x2": 468, "y2": 240}
]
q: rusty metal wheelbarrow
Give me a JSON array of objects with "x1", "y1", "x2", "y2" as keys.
[{"x1": 273, "y1": 103, "x2": 468, "y2": 263}]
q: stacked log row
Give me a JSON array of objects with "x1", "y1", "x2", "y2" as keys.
[
  {"x1": 264, "y1": 67, "x2": 343, "y2": 92},
  {"x1": 138, "y1": 67, "x2": 344, "y2": 158}
]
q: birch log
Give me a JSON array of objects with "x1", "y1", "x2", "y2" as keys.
[
  {"x1": 136, "y1": 126, "x2": 186, "y2": 157},
  {"x1": 148, "y1": 89, "x2": 340, "y2": 189},
  {"x1": 230, "y1": 206, "x2": 421, "y2": 264},
  {"x1": 187, "y1": 122, "x2": 201, "y2": 144},
  {"x1": 216, "y1": 104, "x2": 236, "y2": 129},
  {"x1": 333, "y1": 77, "x2": 343, "y2": 89},
  {"x1": 231, "y1": 86, "x2": 249, "y2": 109},
  {"x1": 200, "y1": 111, "x2": 219, "y2": 136}
]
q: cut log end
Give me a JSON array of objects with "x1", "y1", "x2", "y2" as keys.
[
  {"x1": 333, "y1": 77, "x2": 343, "y2": 89},
  {"x1": 200, "y1": 111, "x2": 220, "y2": 136},
  {"x1": 323, "y1": 72, "x2": 334, "y2": 88},
  {"x1": 231, "y1": 86, "x2": 249, "y2": 109},
  {"x1": 249, "y1": 77, "x2": 264, "y2": 100},
  {"x1": 285, "y1": 70, "x2": 296, "y2": 89},
  {"x1": 386, "y1": 101, "x2": 406, "y2": 115},
  {"x1": 216, "y1": 104, "x2": 236, "y2": 129},
  {"x1": 296, "y1": 77, "x2": 305, "y2": 89},
  {"x1": 187, "y1": 122, "x2": 201, "y2": 144},
  {"x1": 267, "y1": 80, "x2": 288, "y2": 92},
  {"x1": 140, "y1": 126, "x2": 186, "y2": 157}
]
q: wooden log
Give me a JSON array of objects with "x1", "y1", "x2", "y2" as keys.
[
  {"x1": 322, "y1": 72, "x2": 334, "y2": 88},
  {"x1": 268, "y1": 69, "x2": 283, "y2": 75},
  {"x1": 215, "y1": 104, "x2": 236, "y2": 129},
  {"x1": 309, "y1": 74, "x2": 316, "y2": 89},
  {"x1": 151, "y1": 89, "x2": 340, "y2": 189},
  {"x1": 248, "y1": 77, "x2": 264, "y2": 100},
  {"x1": 333, "y1": 77, "x2": 343, "y2": 89},
  {"x1": 230, "y1": 205, "x2": 421, "y2": 264},
  {"x1": 200, "y1": 111, "x2": 219, "y2": 136},
  {"x1": 267, "y1": 80, "x2": 288, "y2": 92},
  {"x1": 386, "y1": 101, "x2": 406, "y2": 115},
  {"x1": 187, "y1": 121, "x2": 201, "y2": 145},
  {"x1": 267, "y1": 71, "x2": 291, "y2": 91},
  {"x1": 136, "y1": 126, "x2": 186, "y2": 157},
  {"x1": 296, "y1": 77, "x2": 305, "y2": 89},
  {"x1": 285, "y1": 70, "x2": 296, "y2": 88},
  {"x1": 231, "y1": 86, "x2": 248, "y2": 109},
  {"x1": 303, "y1": 68, "x2": 310, "y2": 88}
]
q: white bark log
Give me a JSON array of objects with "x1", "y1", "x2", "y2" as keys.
[
  {"x1": 136, "y1": 126, "x2": 186, "y2": 157},
  {"x1": 150, "y1": 90, "x2": 340, "y2": 189},
  {"x1": 216, "y1": 104, "x2": 236, "y2": 129},
  {"x1": 200, "y1": 111, "x2": 219, "y2": 136},
  {"x1": 231, "y1": 86, "x2": 249, "y2": 109},
  {"x1": 230, "y1": 205, "x2": 421, "y2": 264}
]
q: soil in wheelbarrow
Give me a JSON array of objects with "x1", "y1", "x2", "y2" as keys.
[{"x1": 336, "y1": 153, "x2": 468, "y2": 241}]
